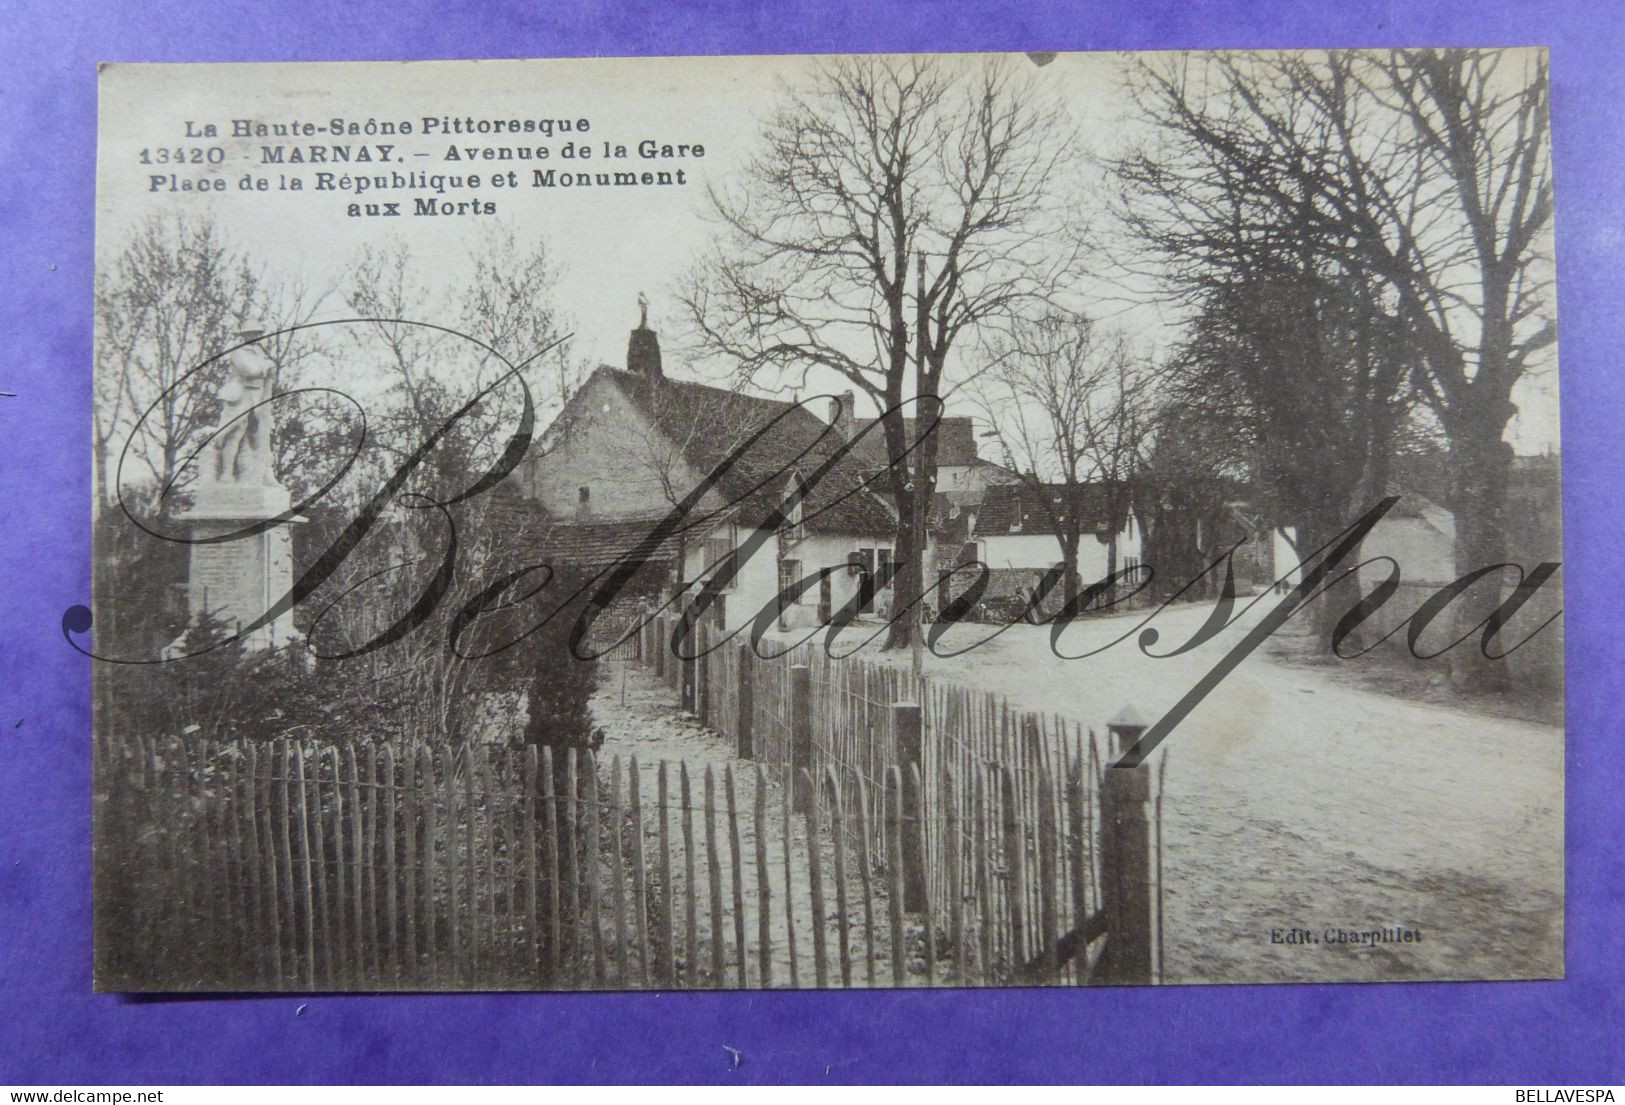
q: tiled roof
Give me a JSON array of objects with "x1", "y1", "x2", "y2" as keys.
[
  {"x1": 598, "y1": 366, "x2": 897, "y2": 536},
  {"x1": 851, "y1": 415, "x2": 982, "y2": 468},
  {"x1": 529, "y1": 518, "x2": 687, "y2": 570},
  {"x1": 484, "y1": 489, "x2": 684, "y2": 572},
  {"x1": 975, "y1": 481, "x2": 1120, "y2": 537}
]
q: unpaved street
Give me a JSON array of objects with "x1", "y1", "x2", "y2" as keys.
[{"x1": 873, "y1": 599, "x2": 1564, "y2": 982}]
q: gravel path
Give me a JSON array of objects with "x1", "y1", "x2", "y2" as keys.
[{"x1": 588, "y1": 660, "x2": 939, "y2": 989}]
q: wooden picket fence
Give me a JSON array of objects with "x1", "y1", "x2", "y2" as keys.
[
  {"x1": 643, "y1": 614, "x2": 1165, "y2": 981},
  {"x1": 93, "y1": 722, "x2": 1161, "y2": 990},
  {"x1": 97, "y1": 732, "x2": 604, "y2": 991}
]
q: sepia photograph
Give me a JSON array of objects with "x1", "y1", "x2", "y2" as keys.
[{"x1": 88, "y1": 49, "x2": 1562, "y2": 992}]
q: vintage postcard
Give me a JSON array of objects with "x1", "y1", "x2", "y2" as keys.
[{"x1": 90, "y1": 51, "x2": 1562, "y2": 991}]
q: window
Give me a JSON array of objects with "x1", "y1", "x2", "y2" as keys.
[
  {"x1": 702, "y1": 529, "x2": 736, "y2": 592},
  {"x1": 782, "y1": 474, "x2": 806, "y2": 543},
  {"x1": 777, "y1": 559, "x2": 802, "y2": 630},
  {"x1": 853, "y1": 547, "x2": 892, "y2": 614}
]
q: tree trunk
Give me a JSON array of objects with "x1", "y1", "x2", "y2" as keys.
[
  {"x1": 1292, "y1": 509, "x2": 1363, "y2": 656},
  {"x1": 887, "y1": 253, "x2": 944, "y2": 651},
  {"x1": 1062, "y1": 538, "x2": 1082, "y2": 614},
  {"x1": 1446, "y1": 422, "x2": 1515, "y2": 690},
  {"x1": 886, "y1": 498, "x2": 920, "y2": 649},
  {"x1": 1105, "y1": 533, "x2": 1119, "y2": 606}
]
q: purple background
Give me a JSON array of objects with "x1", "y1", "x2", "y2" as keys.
[{"x1": 2, "y1": 0, "x2": 1619, "y2": 1085}]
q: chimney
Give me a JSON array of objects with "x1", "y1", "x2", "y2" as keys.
[
  {"x1": 627, "y1": 293, "x2": 662, "y2": 379},
  {"x1": 828, "y1": 389, "x2": 856, "y2": 438}
]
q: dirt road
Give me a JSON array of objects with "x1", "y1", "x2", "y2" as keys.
[{"x1": 872, "y1": 598, "x2": 1564, "y2": 982}]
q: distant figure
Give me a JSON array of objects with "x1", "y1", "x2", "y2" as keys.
[{"x1": 207, "y1": 333, "x2": 276, "y2": 484}]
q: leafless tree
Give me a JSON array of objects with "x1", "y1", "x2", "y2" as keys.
[
  {"x1": 458, "y1": 223, "x2": 584, "y2": 418},
  {"x1": 95, "y1": 212, "x2": 334, "y2": 515},
  {"x1": 974, "y1": 311, "x2": 1152, "y2": 602},
  {"x1": 1346, "y1": 50, "x2": 1555, "y2": 638},
  {"x1": 292, "y1": 231, "x2": 578, "y2": 738},
  {"x1": 1119, "y1": 49, "x2": 1554, "y2": 671},
  {"x1": 684, "y1": 55, "x2": 1085, "y2": 647},
  {"x1": 338, "y1": 231, "x2": 578, "y2": 502},
  {"x1": 95, "y1": 213, "x2": 262, "y2": 511}
]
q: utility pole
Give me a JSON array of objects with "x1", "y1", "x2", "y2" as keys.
[
  {"x1": 911, "y1": 251, "x2": 929, "y2": 693},
  {"x1": 911, "y1": 452, "x2": 926, "y2": 689}
]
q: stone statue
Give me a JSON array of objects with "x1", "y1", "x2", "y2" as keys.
[
  {"x1": 637, "y1": 291, "x2": 650, "y2": 329},
  {"x1": 207, "y1": 334, "x2": 276, "y2": 484},
  {"x1": 170, "y1": 327, "x2": 303, "y2": 657}
]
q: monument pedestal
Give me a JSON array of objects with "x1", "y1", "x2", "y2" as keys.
[{"x1": 178, "y1": 480, "x2": 304, "y2": 653}]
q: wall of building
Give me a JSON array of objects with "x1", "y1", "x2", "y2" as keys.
[
  {"x1": 938, "y1": 461, "x2": 1019, "y2": 508},
  {"x1": 679, "y1": 522, "x2": 777, "y2": 634},
  {"x1": 1270, "y1": 528, "x2": 1303, "y2": 589},
  {"x1": 1361, "y1": 512, "x2": 1457, "y2": 586},
  {"x1": 978, "y1": 519, "x2": 1142, "y2": 583},
  {"x1": 681, "y1": 523, "x2": 894, "y2": 633},
  {"x1": 521, "y1": 372, "x2": 721, "y2": 522},
  {"x1": 1270, "y1": 507, "x2": 1456, "y2": 592},
  {"x1": 781, "y1": 532, "x2": 888, "y2": 630}
]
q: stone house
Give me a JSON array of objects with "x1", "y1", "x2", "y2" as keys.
[{"x1": 513, "y1": 316, "x2": 899, "y2": 633}]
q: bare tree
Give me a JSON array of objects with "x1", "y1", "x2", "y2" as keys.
[
  {"x1": 94, "y1": 213, "x2": 263, "y2": 511},
  {"x1": 95, "y1": 212, "x2": 336, "y2": 515},
  {"x1": 1341, "y1": 50, "x2": 1556, "y2": 634},
  {"x1": 291, "y1": 231, "x2": 578, "y2": 738},
  {"x1": 684, "y1": 55, "x2": 1083, "y2": 647},
  {"x1": 1116, "y1": 51, "x2": 1454, "y2": 636},
  {"x1": 339, "y1": 231, "x2": 576, "y2": 502},
  {"x1": 1118, "y1": 49, "x2": 1554, "y2": 673},
  {"x1": 974, "y1": 311, "x2": 1151, "y2": 604},
  {"x1": 457, "y1": 223, "x2": 583, "y2": 417}
]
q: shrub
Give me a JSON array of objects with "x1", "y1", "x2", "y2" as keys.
[{"x1": 516, "y1": 568, "x2": 600, "y2": 749}]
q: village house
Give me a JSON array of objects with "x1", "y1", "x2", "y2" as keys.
[
  {"x1": 509, "y1": 311, "x2": 1466, "y2": 632},
  {"x1": 1268, "y1": 489, "x2": 1457, "y2": 596},
  {"x1": 1357, "y1": 494, "x2": 1458, "y2": 584},
  {"x1": 948, "y1": 480, "x2": 1145, "y2": 619},
  {"x1": 823, "y1": 392, "x2": 1020, "y2": 509},
  {"x1": 511, "y1": 308, "x2": 900, "y2": 634}
]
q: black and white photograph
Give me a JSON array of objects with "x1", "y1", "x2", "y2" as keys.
[{"x1": 89, "y1": 49, "x2": 1562, "y2": 992}]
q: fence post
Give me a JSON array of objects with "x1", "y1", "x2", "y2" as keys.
[
  {"x1": 653, "y1": 614, "x2": 667, "y2": 679},
  {"x1": 681, "y1": 623, "x2": 698, "y2": 714},
  {"x1": 736, "y1": 640, "x2": 754, "y2": 760},
  {"x1": 790, "y1": 664, "x2": 813, "y2": 814},
  {"x1": 1097, "y1": 763, "x2": 1154, "y2": 985},
  {"x1": 893, "y1": 702, "x2": 926, "y2": 911},
  {"x1": 697, "y1": 622, "x2": 711, "y2": 726}
]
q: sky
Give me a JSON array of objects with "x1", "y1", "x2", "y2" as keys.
[{"x1": 95, "y1": 51, "x2": 1560, "y2": 457}]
